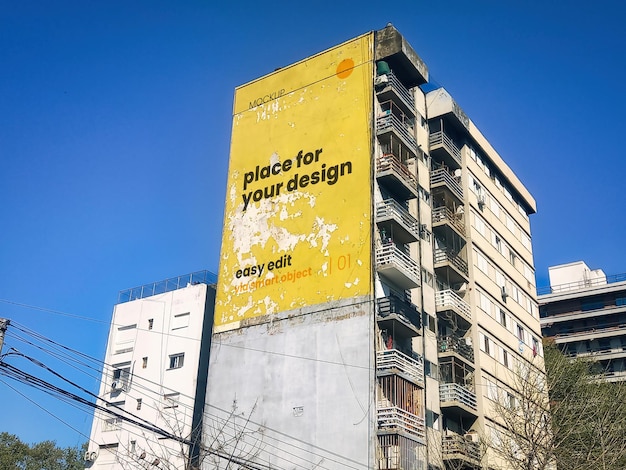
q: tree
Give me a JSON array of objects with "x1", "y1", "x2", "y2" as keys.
[
  {"x1": 486, "y1": 342, "x2": 626, "y2": 470},
  {"x1": 0, "y1": 432, "x2": 86, "y2": 470}
]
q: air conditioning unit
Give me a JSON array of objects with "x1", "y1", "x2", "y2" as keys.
[
  {"x1": 465, "y1": 337, "x2": 472, "y2": 346},
  {"x1": 84, "y1": 451, "x2": 97, "y2": 462},
  {"x1": 111, "y1": 380, "x2": 121, "y2": 391},
  {"x1": 465, "y1": 432, "x2": 479, "y2": 443}
]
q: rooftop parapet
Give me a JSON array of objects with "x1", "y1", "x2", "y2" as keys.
[{"x1": 375, "y1": 24, "x2": 428, "y2": 87}]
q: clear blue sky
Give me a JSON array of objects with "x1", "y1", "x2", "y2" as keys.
[{"x1": 1, "y1": 0, "x2": 625, "y2": 448}]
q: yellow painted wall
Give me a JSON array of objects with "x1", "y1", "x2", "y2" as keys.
[{"x1": 215, "y1": 33, "x2": 374, "y2": 328}]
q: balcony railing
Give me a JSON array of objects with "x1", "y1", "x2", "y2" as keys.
[
  {"x1": 376, "y1": 199, "x2": 420, "y2": 242},
  {"x1": 376, "y1": 71, "x2": 416, "y2": 109},
  {"x1": 377, "y1": 114, "x2": 419, "y2": 152},
  {"x1": 439, "y1": 383, "x2": 478, "y2": 412},
  {"x1": 377, "y1": 406, "x2": 425, "y2": 441},
  {"x1": 377, "y1": 295, "x2": 421, "y2": 328},
  {"x1": 442, "y1": 434, "x2": 481, "y2": 463},
  {"x1": 377, "y1": 349, "x2": 424, "y2": 385},
  {"x1": 432, "y1": 206, "x2": 465, "y2": 235},
  {"x1": 438, "y1": 336, "x2": 475, "y2": 363},
  {"x1": 434, "y1": 249, "x2": 469, "y2": 277},
  {"x1": 435, "y1": 289, "x2": 472, "y2": 322},
  {"x1": 376, "y1": 242, "x2": 421, "y2": 289},
  {"x1": 429, "y1": 130, "x2": 461, "y2": 166},
  {"x1": 430, "y1": 168, "x2": 463, "y2": 201},
  {"x1": 118, "y1": 270, "x2": 217, "y2": 303}
]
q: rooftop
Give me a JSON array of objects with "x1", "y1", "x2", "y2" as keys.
[{"x1": 118, "y1": 269, "x2": 217, "y2": 303}]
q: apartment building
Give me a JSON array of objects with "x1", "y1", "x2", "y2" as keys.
[
  {"x1": 206, "y1": 25, "x2": 544, "y2": 470},
  {"x1": 84, "y1": 271, "x2": 216, "y2": 470},
  {"x1": 539, "y1": 261, "x2": 626, "y2": 382}
]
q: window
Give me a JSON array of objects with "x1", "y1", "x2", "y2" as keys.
[
  {"x1": 142, "y1": 357, "x2": 148, "y2": 369},
  {"x1": 426, "y1": 409, "x2": 440, "y2": 430},
  {"x1": 172, "y1": 313, "x2": 190, "y2": 330},
  {"x1": 517, "y1": 325, "x2": 525, "y2": 342},
  {"x1": 102, "y1": 417, "x2": 122, "y2": 432},
  {"x1": 499, "y1": 309, "x2": 508, "y2": 328},
  {"x1": 501, "y1": 349, "x2": 510, "y2": 369},
  {"x1": 169, "y1": 353, "x2": 184, "y2": 369},
  {"x1": 425, "y1": 360, "x2": 439, "y2": 379},
  {"x1": 163, "y1": 392, "x2": 180, "y2": 409},
  {"x1": 148, "y1": 319, "x2": 154, "y2": 330},
  {"x1": 112, "y1": 363, "x2": 131, "y2": 390},
  {"x1": 136, "y1": 398, "x2": 142, "y2": 410}
]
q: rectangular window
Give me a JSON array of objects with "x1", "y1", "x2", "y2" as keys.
[
  {"x1": 163, "y1": 392, "x2": 180, "y2": 409},
  {"x1": 112, "y1": 363, "x2": 131, "y2": 391},
  {"x1": 168, "y1": 353, "x2": 184, "y2": 369},
  {"x1": 142, "y1": 357, "x2": 148, "y2": 369},
  {"x1": 102, "y1": 417, "x2": 122, "y2": 432},
  {"x1": 499, "y1": 309, "x2": 508, "y2": 328},
  {"x1": 136, "y1": 398, "x2": 142, "y2": 410},
  {"x1": 172, "y1": 313, "x2": 190, "y2": 330},
  {"x1": 148, "y1": 319, "x2": 154, "y2": 330}
]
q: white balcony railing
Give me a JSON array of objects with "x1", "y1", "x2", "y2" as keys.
[
  {"x1": 377, "y1": 406, "x2": 426, "y2": 441},
  {"x1": 439, "y1": 383, "x2": 478, "y2": 411},
  {"x1": 429, "y1": 130, "x2": 461, "y2": 165},
  {"x1": 430, "y1": 168, "x2": 463, "y2": 200},
  {"x1": 376, "y1": 199, "x2": 419, "y2": 240},
  {"x1": 376, "y1": 242, "x2": 421, "y2": 288},
  {"x1": 435, "y1": 289, "x2": 472, "y2": 322},
  {"x1": 377, "y1": 349, "x2": 424, "y2": 385}
]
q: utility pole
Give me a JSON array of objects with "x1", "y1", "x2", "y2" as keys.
[{"x1": 0, "y1": 318, "x2": 9, "y2": 356}]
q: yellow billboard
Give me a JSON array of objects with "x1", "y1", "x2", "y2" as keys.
[{"x1": 215, "y1": 33, "x2": 373, "y2": 328}]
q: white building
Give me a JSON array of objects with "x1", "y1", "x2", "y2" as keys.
[{"x1": 85, "y1": 271, "x2": 216, "y2": 470}]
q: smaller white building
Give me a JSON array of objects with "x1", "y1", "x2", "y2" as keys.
[{"x1": 85, "y1": 271, "x2": 216, "y2": 470}]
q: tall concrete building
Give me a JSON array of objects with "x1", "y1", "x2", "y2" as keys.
[
  {"x1": 207, "y1": 26, "x2": 544, "y2": 470},
  {"x1": 539, "y1": 261, "x2": 626, "y2": 382},
  {"x1": 84, "y1": 271, "x2": 216, "y2": 470}
]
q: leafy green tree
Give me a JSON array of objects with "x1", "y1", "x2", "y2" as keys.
[{"x1": 0, "y1": 432, "x2": 86, "y2": 470}]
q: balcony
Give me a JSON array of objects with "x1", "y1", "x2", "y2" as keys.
[
  {"x1": 377, "y1": 349, "x2": 424, "y2": 387},
  {"x1": 429, "y1": 130, "x2": 462, "y2": 168},
  {"x1": 430, "y1": 168, "x2": 463, "y2": 202},
  {"x1": 438, "y1": 336, "x2": 475, "y2": 363},
  {"x1": 440, "y1": 383, "x2": 478, "y2": 417},
  {"x1": 442, "y1": 434, "x2": 481, "y2": 465},
  {"x1": 432, "y1": 205, "x2": 465, "y2": 237},
  {"x1": 377, "y1": 242, "x2": 421, "y2": 289},
  {"x1": 377, "y1": 113, "x2": 419, "y2": 156},
  {"x1": 434, "y1": 248, "x2": 469, "y2": 283},
  {"x1": 435, "y1": 289, "x2": 472, "y2": 325},
  {"x1": 375, "y1": 71, "x2": 416, "y2": 116},
  {"x1": 376, "y1": 154, "x2": 418, "y2": 200},
  {"x1": 376, "y1": 199, "x2": 419, "y2": 245},
  {"x1": 377, "y1": 406, "x2": 425, "y2": 442},
  {"x1": 377, "y1": 295, "x2": 421, "y2": 336}
]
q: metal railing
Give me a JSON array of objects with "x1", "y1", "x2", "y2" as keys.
[
  {"x1": 430, "y1": 168, "x2": 463, "y2": 200},
  {"x1": 432, "y1": 205, "x2": 465, "y2": 234},
  {"x1": 434, "y1": 249, "x2": 469, "y2": 276},
  {"x1": 439, "y1": 383, "x2": 478, "y2": 411},
  {"x1": 442, "y1": 434, "x2": 481, "y2": 462},
  {"x1": 377, "y1": 349, "x2": 424, "y2": 385},
  {"x1": 538, "y1": 272, "x2": 626, "y2": 295},
  {"x1": 376, "y1": 199, "x2": 419, "y2": 239},
  {"x1": 429, "y1": 130, "x2": 461, "y2": 165},
  {"x1": 435, "y1": 289, "x2": 472, "y2": 322},
  {"x1": 376, "y1": 153, "x2": 418, "y2": 189},
  {"x1": 377, "y1": 295, "x2": 421, "y2": 328},
  {"x1": 376, "y1": 114, "x2": 419, "y2": 151},
  {"x1": 438, "y1": 336, "x2": 475, "y2": 362},
  {"x1": 376, "y1": 242, "x2": 421, "y2": 285},
  {"x1": 376, "y1": 71, "x2": 415, "y2": 108},
  {"x1": 118, "y1": 270, "x2": 217, "y2": 303},
  {"x1": 377, "y1": 406, "x2": 426, "y2": 441}
]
